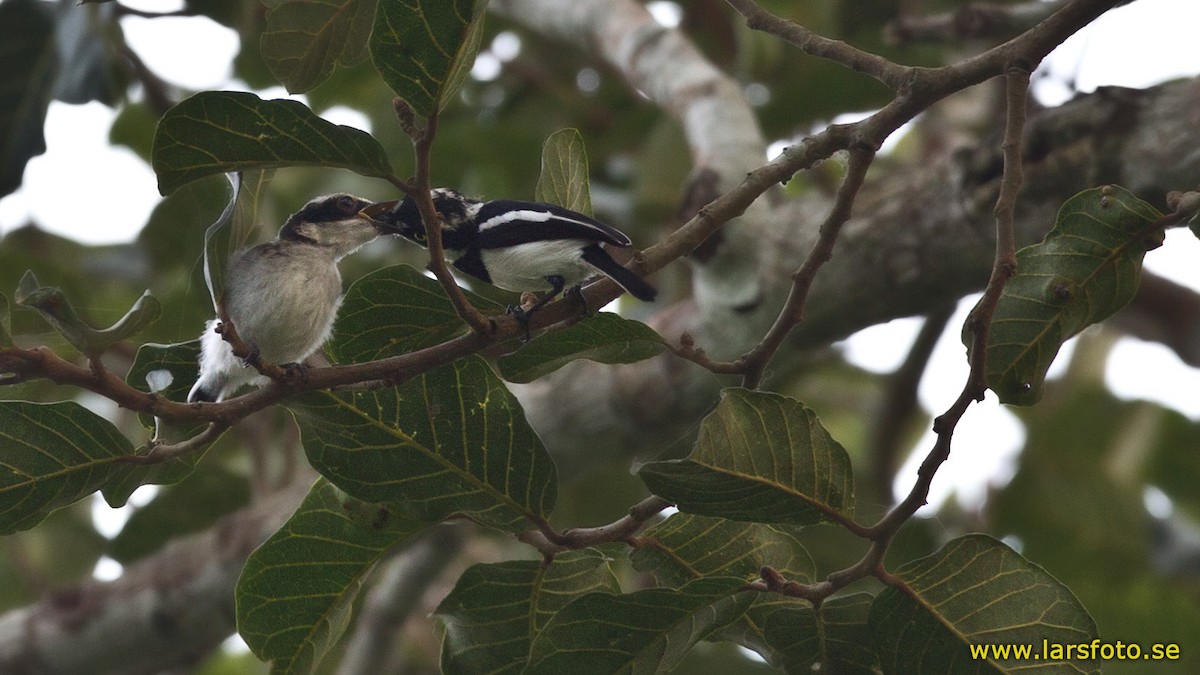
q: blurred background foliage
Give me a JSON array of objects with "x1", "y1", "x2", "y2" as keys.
[{"x1": 1, "y1": 0, "x2": 1198, "y2": 672}]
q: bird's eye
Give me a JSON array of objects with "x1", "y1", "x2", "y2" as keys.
[{"x1": 337, "y1": 195, "x2": 357, "y2": 214}]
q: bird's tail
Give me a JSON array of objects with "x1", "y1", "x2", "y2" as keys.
[
  {"x1": 581, "y1": 245, "x2": 657, "y2": 302},
  {"x1": 187, "y1": 373, "x2": 223, "y2": 403}
]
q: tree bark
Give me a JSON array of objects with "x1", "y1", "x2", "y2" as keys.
[{"x1": 0, "y1": 482, "x2": 309, "y2": 675}]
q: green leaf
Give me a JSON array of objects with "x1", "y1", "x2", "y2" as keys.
[
  {"x1": 496, "y1": 313, "x2": 665, "y2": 383},
  {"x1": 535, "y1": 128, "x2": 592, "y2": 215},
  {"x1": 290, "y1": 355, "x2": 556, "y2": 532},
  {"x1": 203, "y1": 171, "x2": 273, "y2": 311},
  {"x1": 261, "y1": 0, "x2": 378, "y2": 93},
  {"x1": 331, "y1": 264, "x2": 502, "y2": 364},
  {"x1": 152, "y1": 91, "x2": 393, "y2": 195},
  {"x1": 638, "y1": 388, "x2": 855, "y2": 525},
  {"x1": 0, "y1": 0, "x2": 55, "y2": 198},
  {"x1": 524, "y1": 576, "x2": 754, "y2": 674},
  {"x1": 738, "y1": 593, "x2": 880, "y2": 674},
  {"x1": 0, "y1": 401, "x2": 133, "y2": 534},
  {"x1": 369, "y1": 0, "x2": 486, "y2": 116},
  {"x1": 976, "y1": 185, "x2": 1163, "y2": 405},
  {"x1": 869, "y1": 534, "x2": 1097, "y2": 674},
  {"x1": 238, "y1": 478, "x2": 424, "y2": 674},
  {"x1": 630, "y1": 512, "x2": 814, "y2": 585},
  {"x1": 628, "y1": 511, "x2": 873, "y2": 667},
  {"x1": 102, "y1": 341, "x2": 212, "y2": 506},
  {"x1": 14, "y1": 271, "x2": 162, "y2": 357},
  {"x1": 108, "y1": 463, "x2": 250, "y2": 563},
  {"x1": 435, "y1": 549, "x2": 620, "y2": 674},
  {"x1": 630, "y1": 513, "x2": 856, "y2": 670},
  {"x1": 0, "y1": 293, "x2": 12, "y2": 347}
]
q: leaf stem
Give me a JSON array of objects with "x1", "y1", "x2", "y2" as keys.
[{"x1": 404, "y1": 109, "x2": 495, "y2": 336}]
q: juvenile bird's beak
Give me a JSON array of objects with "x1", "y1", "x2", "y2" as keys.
[{"x1": 358, "y1": 200, "x2": 401, "y2": 230}]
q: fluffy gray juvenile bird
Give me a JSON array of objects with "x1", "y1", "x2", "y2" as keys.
[{"x1": 187, "y1": 194, "x2": 389, "y2": 403}]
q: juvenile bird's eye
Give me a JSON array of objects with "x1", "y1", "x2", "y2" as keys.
[{"x1": 337, "y1": 195, "x2": 357, "y2": 214}]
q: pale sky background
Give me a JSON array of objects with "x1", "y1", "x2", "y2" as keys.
[{"x1": 0, "y1": 0, "x2": 1198, "y2": 584}]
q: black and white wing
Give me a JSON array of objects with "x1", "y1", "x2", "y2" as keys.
[{"x1": 473, "y1": 200, "x2": 633, "y2": 249}]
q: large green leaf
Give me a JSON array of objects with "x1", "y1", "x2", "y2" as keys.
[
  {"x1": 496, "y1": 312, "x2": 665, "y2": 383},
  {"x1": 434, "y1": 549, "x2": 620, "y2": 674},
  {"x1": 331, "y1": 264, "x2": 502, "y2": 364},
  {"x1": 0, "y1": 401, "x2": 133, "y2": 534},
  {"x1": 238, "y1": 478, "x2": 424, "y2": 674},
  {"x1": 630, "y1": 513, "x2": 863, "y2": 671},
  {"x1": 638, "y1": 388, "x2": 855, "y2": 525},
  {"x1": 0, "y1": 0, "x2": 55, "y2": 198},
  {"x1": 0, "y1": 293, "x2": 11, "y2": 347},
  {"x1": 976, "y1": 185, "x2": 1162, "y2": 405},
  {"x1": 15, "y1": 271, "x2": 161, "y2": 358},
  {"x1": 369, "y1": 0, "x2": 486, "y2": 115},
  {"x1": 524, "y1": 576, "x2": 754, "y2": 674},
  {"x1": 152, "y1": 91, "x2": 393, "y2": 194},
  {"x1": 101, "y1": 341, "x2": 213, "y2": 507},
  {"x1": 869, "y1": 534, "x2": 1097, "y2": 674},
  {"x1": 719, "y1": 593, "x2": 879, "y2": 674},
  {"x1": 203, "y1": 171, "x2": 273, "y2": 311},
  {"x1": 630, "y1": 512, "x2": 814, "y2": 585},
  {"x1": 534, "y1": 128, "x2": 592, "y2": 215},
  {"x1": 261, "y1": 0, "x2": 378, "y2": 93},
  {"x1": 290, "y1": 355, "x2": 556, "y2": 532}
]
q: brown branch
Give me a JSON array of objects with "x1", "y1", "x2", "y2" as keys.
[
  {"x1": 865, "y1": 304, "x2": 955, "y2": 506},
  {"x1": 665, "y1": 332, "x2": 746, "y2": 375},
  {"x1": 746, "y1": 65, "x2": 1037, "y2": 608},
  {"x1": 517, "y1": 496, "x2": 672, "y2": 556},
  {"x1": 120, "y1": 423, "x2": 230, "y2": 465},
  {"x1": 723, "y1": 0, "x2": 911, "y2": 91},
  {"x1": 886, "y1": 0, "x2": 1070, "y2": 45},
  {"x1": 872, "y1": 65, "x2": 1031, "y2": 540}
]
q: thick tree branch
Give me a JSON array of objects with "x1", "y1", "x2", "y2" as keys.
[
  {"x1": 887, "y1": 0, "x2": 1070, "y2": 45},
  {"x1": 0, "y1": 481, "x2": 311, "y2": 675}
]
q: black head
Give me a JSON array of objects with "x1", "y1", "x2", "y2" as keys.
[
  {"x1": 279, "y1": 193, "x2": 374, "y2": 243},
  {"x1": 359, "y1": 188, "x2": 477, "y2": 248}
]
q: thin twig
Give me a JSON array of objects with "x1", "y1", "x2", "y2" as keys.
[
  {"x1": 665, "y1": 332, "x2": 746, "y2": 375},
  {"x1": 865, "y1": 304, "x2": 955, "y2": 506},
  {"x1": 405, "y1": 110, "x2": 494, "y2": 336},
  {"x1": 886, "y1": 0, "x2": 1070, "y2": 45},
  {"x1": 872, "y1": 64, "x2": 1031, "y2": 540},
  {"x1": 517, "y1": 496, "x2": 672, "y2": 556},
  {"x1": 120, "y1": 422, "x2": 230, "y2": 465},
  {"x1": 740, "y1": 148, "x2": 875, "y2": 390},
  {"x1": 724, "y1": 0, "x2": 911, "y2": 91},
  {"x1": 745, "y1": 65, "x2": 1036, "y2": 607}
]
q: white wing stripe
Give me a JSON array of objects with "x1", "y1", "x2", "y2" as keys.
[{"x1": 476, "y1": 209, "x2": 599, "y2": 232}]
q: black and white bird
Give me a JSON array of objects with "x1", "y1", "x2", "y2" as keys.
[
  {"x1": 188, "y1": 194, "x2": 389, "y2": 403},
  {"x1": 362, "y1": 188, "x2": 656, "y2": 319}
]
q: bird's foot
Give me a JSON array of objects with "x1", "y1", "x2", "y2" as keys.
[
  {"x1": 506, "y1": 304, "x2": 534, "y2": 342},
  {"x1": 241, "y1": 342, "x2": 263, "y2": 369},
  {"x1": 280, "y1": 362, "x2": 309, "y2": 387},
  {"x1": 565, "y1": 284, "x2": 589, "y2": 316}
]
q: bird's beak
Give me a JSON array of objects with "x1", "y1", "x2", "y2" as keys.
[{"x1": 359, "y1": 200, "x2": 401, "y2": 231}]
